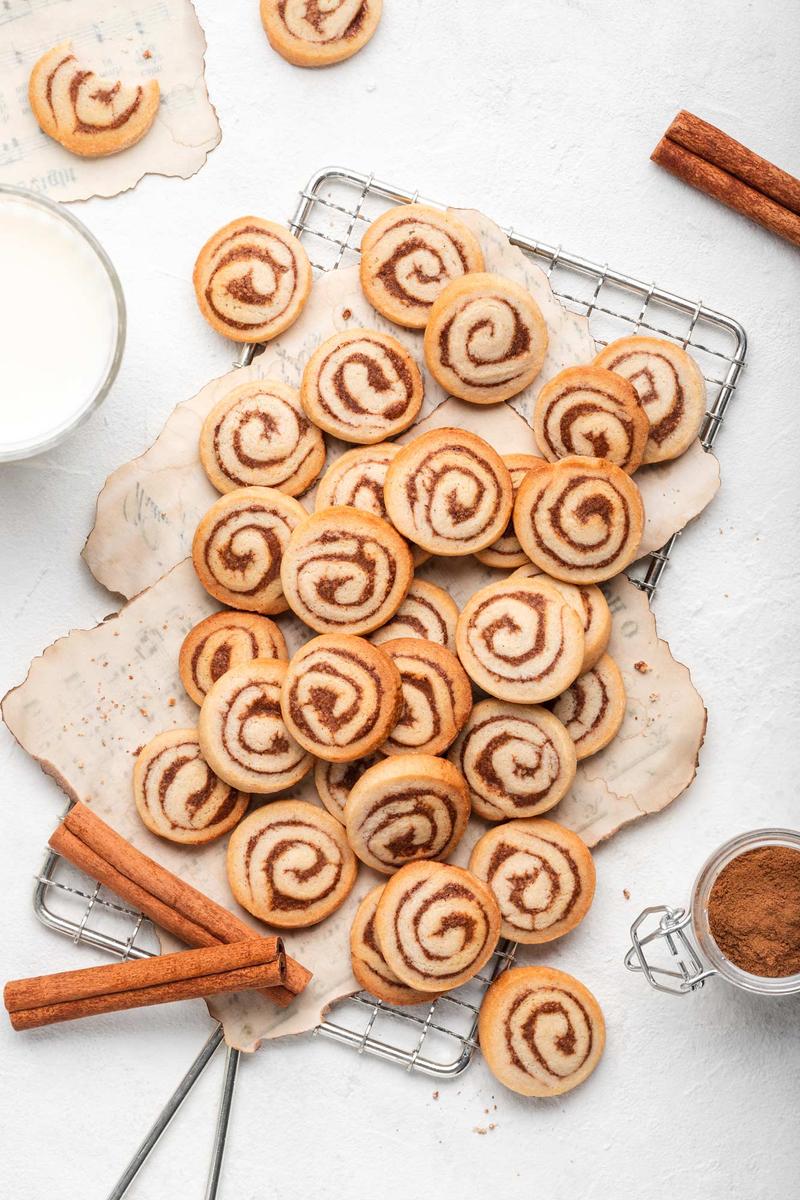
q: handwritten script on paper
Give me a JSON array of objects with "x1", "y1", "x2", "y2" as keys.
[{"x1": 0, "y1": 0, "x2": 219, "y2": 201}]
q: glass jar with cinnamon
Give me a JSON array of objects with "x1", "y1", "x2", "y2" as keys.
[{"x1": 625, "y1": 829, "x2": 800, "y2": 997}]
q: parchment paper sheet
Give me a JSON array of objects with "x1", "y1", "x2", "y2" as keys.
[
  {"x1": 0, "y1": 0, "x2": 220, "y2": 201},
  {"x1": 83, "y1": 210, "x2": 719, "y2": 599},
  {"x1": 2, "y1": 558, "x2": 705, "y2": 1051}
]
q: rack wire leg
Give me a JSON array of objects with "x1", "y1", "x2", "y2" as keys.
[
  {"x1": 106, "y1": 1026, "x2": 225, "y2": 1200},
  {"x1": 204, "y1": 1047, "x2": 241, "y2": 1200}
]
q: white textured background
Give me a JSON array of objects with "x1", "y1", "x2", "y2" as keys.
[{"x1": 2, "y1": 2, "x2": 800, "y2": 1197}]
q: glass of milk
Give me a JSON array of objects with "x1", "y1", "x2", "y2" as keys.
[{"x1": 0, "y1": 185, "x2": 126, "y2": 461}]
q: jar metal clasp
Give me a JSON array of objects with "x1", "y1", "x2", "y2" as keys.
[{"x1": 624, "y1": 904, "x2": 717, "y2": 995}]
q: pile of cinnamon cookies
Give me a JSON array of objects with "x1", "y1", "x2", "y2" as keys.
[{"x1": 134, "y1": 202, "x2": 709, "y2": 1096}]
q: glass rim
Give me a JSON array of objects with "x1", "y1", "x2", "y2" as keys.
[
  {"x1": 691, "y1": 827, "x2": 800, "y2": 996},
  {"x1": 0, "y1": 183, "x2": 126, "y2": 462}
]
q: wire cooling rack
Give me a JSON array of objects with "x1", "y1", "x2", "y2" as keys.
[{"x1": 30, "y1": 166, "x2": 747, "y2": 1197}]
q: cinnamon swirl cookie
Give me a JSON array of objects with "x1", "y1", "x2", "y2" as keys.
[
  {"x1": 508, "y1": 570, "x2": 612, "y2": 675},
  {"x1": 424, "y1": 274, "x2": 548, "y2": 404},
  {"x1": 513, "y1": 456, "x2": 645, "y2": 584},
  {"x1": 192, "y1": 487, "x2": 306, "y2": 615},
  {"x1": 29, "y1": 42, "x2": 159, "y2": 157},
  {"x1": 375, "y1": 861, "x2": 501, "y2": 992},
  {"x1": 280, "y1": 507, "x2": 413, "y2": 634},
  {"x1": 479, "y1": 966, "x2": 605, "y2": 1096},
  {"x1": 314, "y1": 754, "x2": 382, "y2": 824},
  {"x1": 456, "y1": 577, "x2": 584, "y2": 704},
  {"x1": 469, "y1": 819, "x2": 595, "y2": 943},
  {"x1": 344, "y1": 755, "x2": 470, "y2": 874},
  {"x1": 260, "y1": 0, "x2": 382, "y2": 68},
  {"x1": 379, "y1": 639, "x2": 472, "y2": 756},
  {"x1": 227, "y1": 800, "x2": 357, "y2": 928},
  {"x1": 449, "y1": 699, "x2": 577, "y2": 821},
  {"x1": 281, "y1": 634, "x2": 402, "y2": 762},
  {"x1": 370, "y1": 579, "x2": 458, "y2": 651},
  {"x1": 383, "y1": 428, "x2": 514, "y2": 556},
  {"x1": 533, "y1": 365, "x2": 649, "y2": 474},
  {"x1": 133, "y1": 730, "x2": 248, "y2": 846},
  {"x1": 179, "y1": 612, "x2": 288, "y2": 706},
  {"x1": 552, "y1": 653, "x2": 626, "y2": 760},
  {"x1": 193, "y1": 217, "x2": 312, "y2": 343},
  {"x1": 315, "y1": 444, "x2": 428, "y2": 568},
  {"x1": 200, "y1": 380, "x2": 325, "y2": 497},
  {"x1": 198, "y1": 659, "x2": 313, "y2": 794},
  {"x1": 475, "y1": 454, "x2": 542, "y2": 569},
  {"x1": 301, "y1": 329, "x2": 423, "y2": 443},
  {"x1": 360, "y1": 205, "x2": 484, "y2": 329},
  {"x1": 350, "y1": 886, "x2": 436, "y2": 1006},
  {"x1": 594, "y1": 336, "x2": 707, "y2": 464}
]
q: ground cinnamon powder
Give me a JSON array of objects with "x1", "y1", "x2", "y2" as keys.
[{"x1": 707, "y1": 846, "x2": 800, "y2": 977}]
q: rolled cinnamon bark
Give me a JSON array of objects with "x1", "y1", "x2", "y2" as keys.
[
  {"x1": 6, "y1": 938, "x2": 284, "y2": 1031},
  {"x1": 651, "y1": 135, "x2": 800, "y2": 247},
  {"x1": 664, "y1": 110, "x2": 800, "y2": 216},
  {"x1": 48, "y1": 804, "x2": 312, "y2": 1006}
]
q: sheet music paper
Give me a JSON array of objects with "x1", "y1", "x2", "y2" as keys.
[{"x1": 0, "y1": 0, "x2": 219, "y2": 201}]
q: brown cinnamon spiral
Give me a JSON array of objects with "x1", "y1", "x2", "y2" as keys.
[
  {"x1": 301, "y1": 329, "x2": 423, "y2": 443},
  {"x1": 552, "y1": 653, "x2": 626, "y2": 760},
  {"x1": 475, "y1": 454, "x2": 542, "y2": 569},
  {"x1": 513, "y1": 455, "x2": 645, "y2": 584},
  {"x1": 533, "y1": 365, "x2": 649, "y2": 474},
  {"x1": 383, "y1": 427, "x2": 514, "y2": 556},
  {"x1": 344, "y1": 755, "x2": 470, "y2": 873},
  {"x1": 193, "y1": 217, "x2": 312, "y2": 343},
  {"x1": 350, "y1": 885, "x2": 437, "y2": 1006},
  {"x1": 449, "y1": 698, "x2": 577, "y2": 820},
  {"x1": 594, "y1": 336, "x2": 707, "y2": 464},
  {"x1": 374, "y1": 861, "x2": 502, "y2": 992},
  {"x1": 226, "y1": 800, "x2": 357, "y2": 928},
  {"x1": 314, "y1": 753, "x2": 382, "y2": 823},
  {"x1": 424, "y1": 273, "x2": 548, "y2": 404},
  {"x1": 455, "y1": 577, "x2": 585, "y2": 704},
  {"x1": 478, "y1": 966, "x2": 606, "y2": 1096},
  {"x1": 192, "y1": 486, "x2": 307, "y2": 615},
  {"x1": 198, "y1": 659, "x2": 313, "y2": 793},
  {"x1": 280, "y1": 634, "x2": 403, "y2": 762},
  {"x1": 469, "y1": 819, "x2": 595, "y2": 942},
  {"x1": 260, "y1": 0, "x2": 383, "y2": 68},
  {"x1": 133, "y1": 729, "x2": 248, "y2": 846},
  {"x1": 29, "y1": 42, "x2": 160, "y2": 157},
  {"x1": 379, "y1": 638, "x2": 472, "y2": 756},
  {"x1": 370, "y1": 579, "x2": 458, "y2": 651},
  {"x1": 360, "y1": 204, "x2": 485, "y2": 328},
  {"x1": 200, "y1": 379, "x2": 325, "y2": 496},
  {"x1": 280, "y1": 506, "x2": 413, "y2": 634},
  {"x1": 179, "y1": 612, "x2": 287, "y2": 706}
]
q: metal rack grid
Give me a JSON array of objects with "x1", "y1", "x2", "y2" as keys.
[{"x1": 28, "y1": 165, "x2": 747, "y2": 1195}]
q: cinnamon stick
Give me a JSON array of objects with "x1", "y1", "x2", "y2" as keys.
[
  {"x1": 652, "y1": 136, "x2": 800, "y2": 246},
  {"x1": 652, "y1": 115, "x2": 800, "y2": 248},
  {"x1": 664, "y1": 110, "x2": 800, "y2": 216},
  {"x1": 5, "y1": 938, "x2": 284, "y2": 1031},
  {"x1": 49, "y1": 804, "x2": 312, "y2": 1006}
]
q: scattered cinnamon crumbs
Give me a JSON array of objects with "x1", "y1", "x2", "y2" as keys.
[
  {"x1": 634, "y1": 661, "x2": 650, "y2": 673},
  {"x1": 623, "y1": 888, "x2": 630, "y2": 900}
]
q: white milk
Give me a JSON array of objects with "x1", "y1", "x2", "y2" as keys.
[{"x1": 0, "y1": 191, "x2": 122, "y2": 460}]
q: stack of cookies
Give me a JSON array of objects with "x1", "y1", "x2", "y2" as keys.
[{"x1": 132, "y1": 201, "x2": 709, "y2": 1096}]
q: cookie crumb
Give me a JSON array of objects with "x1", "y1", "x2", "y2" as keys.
[
  {"x1": 341, "y1": 308, "x2": 352, "y2": 320},
  {"x1": 167, "y1": 697, "x2": 176, "y2": 708},
  {"x1": 473, "y1": 1126, "x2": 487, "y2": 1135},
  {"x1": 634, "y1": 661, "x2": 650, "y2": 673},
  {"x1": 139, "y1": 708, "x2": 149, "y2": 718},
  {"x1": 623, "y1": 888, "x2": 630, "y2": 900},
  {"x1": 143, "y1": 49, "x2": 152, "y2": 59},
  {"x1": 432, "y1": 1090, "x2": 439, "y2": 1100}
]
